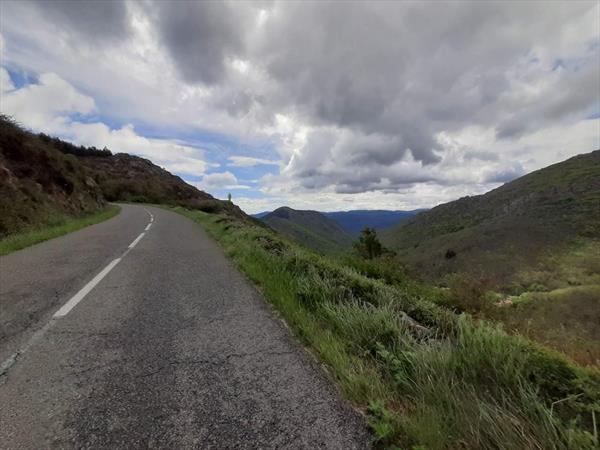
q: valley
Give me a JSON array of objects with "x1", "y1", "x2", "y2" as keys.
[{"x1": 1, "y1": 119, "x2": 598, "y2": 449}]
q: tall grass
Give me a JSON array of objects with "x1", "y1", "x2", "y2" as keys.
[
  {"x1": 173, "y1": 207, "x2": 600, "y2": 449},
  {"x1": 0, "y1": 205, "x2": 120, "y2": 255}
]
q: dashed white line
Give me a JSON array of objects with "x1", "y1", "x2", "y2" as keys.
[
  {"x1": 2, "y1": 207, "x2": 157, "y2": 378},
  {"x1": 55, "y1": 210, "x2": 154, "y2": 317},
  {"x1": 53, "y1": 211, "x2": 155, "y2": 318},
  {"x1": 128, "y1": 232, "x2": 145, "y2": 248},
  {"x1": 53, "y1": 258, "x2": 122, "y2": 318}
]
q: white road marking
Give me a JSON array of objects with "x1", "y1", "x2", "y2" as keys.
[
  {"x1": 0, "y1": 351, "x2": 19, "y2": 376},
  {"x1": 128, "y1": 232, "x2": 145, "y2": 248},
  {"x1": 53, "y1": 258, "x2": 122, "y2": 318},
  {"x1": 1, "y1": 208, "x2": 157, "y2": 377},
  {"x1": 53, "y1": 210, "x2": 155, "y2": 319}
]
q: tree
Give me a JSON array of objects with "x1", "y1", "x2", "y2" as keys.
[
  {"x1": 354, "y1": 227, "x2": 383, "y2": 259},
  {"x1": 227, "y1": 193, "x2": 232, "y2": 202}
]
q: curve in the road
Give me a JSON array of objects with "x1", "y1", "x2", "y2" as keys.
[{"x1": 0, "y1": 204, "x2": 371, "y2": 449}]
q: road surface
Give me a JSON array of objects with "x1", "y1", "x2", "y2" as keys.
[{"x1": 0, "y1": 204, "x2": 370, "y2": 449}]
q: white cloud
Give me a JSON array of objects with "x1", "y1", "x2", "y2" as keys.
[
  {"x1": 227, "y1": 155, "x2": 280, "y2": 167},
  {"x1": 0, "y1": 70, "x2": 212, "y2": 176},
  {"x1": 0, "y1": 68, "x2": 14, "y2": 94},
  {"x1": 68, "y1": 122, "x2": 213, "y2": 176},
  {"x1": 1, "y1": 72, "x2": 95, "y2": 132},
  {"x1": 238, "y1": 118, "x2": 599, "y2": 214},
  {"x1": 196, "y1": 171, "x2": 251, "y2": 191},
  {"x1": 232, "y1": 196, "x2": 287, "y2": 214},
  {"x1": 233, "y1": 181, "x2": 489, "y2": 215}
]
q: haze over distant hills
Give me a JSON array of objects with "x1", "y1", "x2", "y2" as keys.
[
  {"x1": 254, "y1": 209, "x2": 423, "y2": 235},
  {"x1": 323, "y1": 210, "x2": 424, "y2": 234}
]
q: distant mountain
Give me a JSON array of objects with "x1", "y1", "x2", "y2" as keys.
[
  {"x1": 261, "y1": 207, "x2": 354, "y2": 254},
  {"x1": 381, "y1": 150, "x2": 600, "y2": 282},
  {"x1": 253, "y1": 209, "x2": 424, "y2": 234},
  {"x1": 323, "y1": 209, "x2": 424, "y2": 234}
]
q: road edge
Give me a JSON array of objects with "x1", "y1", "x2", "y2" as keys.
[{"x1": 0, "y1": 204, "x2": 121, "y2": 256}]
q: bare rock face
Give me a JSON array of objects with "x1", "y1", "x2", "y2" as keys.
[
  {"x1": 398, "y1": 311, "x2": 431, "y2": 337},
  {"x1": 84, "y1": 176, "x2": 97, "y2": 189}
]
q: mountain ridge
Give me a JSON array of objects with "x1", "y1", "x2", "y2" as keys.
[
  {"x1": 261, "y1": 206, "x2": 354, "y2": 254},
  {"x1": 323, "y1": 209, "x2": 425, "y2": 234},
  {"x1": 381, "y1": 149, "x2": 600, "y2": 282},
  {"x1": 0, "y1": 115, "x2": 247, "y2": 237},
  {"x1": 253, "y1": 208, "x2": 424, "y2": 234}
]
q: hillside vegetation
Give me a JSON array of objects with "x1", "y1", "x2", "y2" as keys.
[
  {"x1": 382, "y1": 150, "x2": 600, "y2": 283},
  {"x1": 173, "y1": 206, "x2": 600, "y2": 450},
  {"x1": 0, "y1": 116, "x2": 106, "y2": 237},
  {"x1": 375, "y1": 151, "x2": 600, "y2": 366},
  {"x1": 261, "y1": 206, "x2": 354, "y2": 254},
  {"x1": 38, "y1": 133, "x2": 246, "y2": 219}
]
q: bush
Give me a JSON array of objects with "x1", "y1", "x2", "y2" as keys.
[
  {"x1": 444, "y1": 273, "x2": 498, "y2": 314},
  {"x1": 354, "y1": 227, "x2": 383, "y2": 259},
  {"x1": 196, "y1": 199, "x2": 224, "y2": 214}
]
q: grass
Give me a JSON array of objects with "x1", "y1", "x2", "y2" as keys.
[
  {"x1": 0, "y1": 205, "x2": 120, "y2": 256},
  {"x1": 428, "y1": 239, "x2": 600, "y2": 367},
  {"x1": 495, "y1": 285, "x2": 600, "y2": 367},
  {"x1": 172, "y1": 207, "x2": 600, "y2": 450},
  {"x1": 510, "y1": 239, "x2": 600, "y2": 294}
]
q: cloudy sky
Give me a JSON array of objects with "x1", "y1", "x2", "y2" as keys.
[{"x1": 0, "y1": 1, "x2": 598, "y2": 213}]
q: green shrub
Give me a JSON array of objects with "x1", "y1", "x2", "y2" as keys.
[
  {"x1": 444, "y1": 273, "x2": 498, "y2": 314},
  {"x1": 196, "y1": 199, "x2": 224, "y2": 214},
  {"x1": 354, "y1": 227, "x2": 383, "y2": 259}
]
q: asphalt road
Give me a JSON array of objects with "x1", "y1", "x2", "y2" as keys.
[{"x1": 0, "y1": 204, "x2": 371, "y2": 449}]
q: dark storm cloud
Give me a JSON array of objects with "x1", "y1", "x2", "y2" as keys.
[
  {"x1": 151, "y1": 1, "x2": 250, "y2": 85},
  {"x1": 497, "y1": 61, "x2": 600, "y2": 139},
  {"x1": 247, "y1": 0, "x2": 597, "y2": 187},
  {"x1": 30, "y1": 0, "x2": 131, "y2": 42}
]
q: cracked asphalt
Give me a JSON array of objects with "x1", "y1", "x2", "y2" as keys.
[{"x1": 0, "y1": 204, "x2": 371, "y2": 449}]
